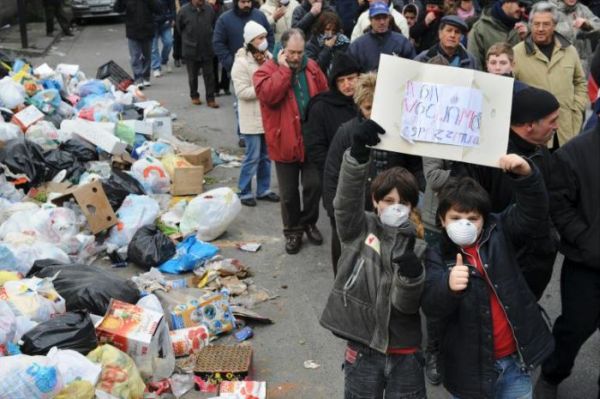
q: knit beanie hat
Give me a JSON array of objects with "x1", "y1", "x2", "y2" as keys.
[
  {"x1": 243, "y1": 21, "x2": 267, "y2": 45},
  {"x1": 511, "y1": 87, "x2": 560, "y2": 124},
  {"x1": 329, "y1": 53, "x2": 362, "y2": 84}
]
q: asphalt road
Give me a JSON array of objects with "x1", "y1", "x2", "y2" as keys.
[{"x1": 30, "y1": 21, "x2": 599, "y2": 399}]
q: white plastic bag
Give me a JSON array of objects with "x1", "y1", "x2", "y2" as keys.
[
  {"x1": 0, "y1": 77, "x2": 26, "y2": 109},
  {"x1": 130, "y1": 156, "x2": 171, "y2": 194},
  {"x1": 180, "y1": 187, "x2": 242, "y2": 241},
  {"x1": 26, "y1": 120, "x2": 64, "y2": 150},
  {"x1": 0, "y1": 122, "x2": 20, "y2": 141},
  {"x1": 3, "y1": 235, "x2": 70, "y2": 274},
  {"x1": 107, "y1": 194, "x2": 160, "y2": 248},
  {"x1": 0, "y1": 354, "x2": 65, "y2": 398},
  {"x1": 47, "y1": 347, "x2": 102, "y2": 386},
  {"x1": 1, "y1": 277, "x2": 66, "y2": 322}
]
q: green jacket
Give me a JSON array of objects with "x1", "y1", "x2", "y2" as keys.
[
  {"x1": 467, "y1": 7, "x2": 522, "y2": 68},
  {"x1": 320, "y1": 151, "x2": 426, "y2": 353}
]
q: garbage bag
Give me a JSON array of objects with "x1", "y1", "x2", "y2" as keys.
[
  {"x1": 0, "y1": 139, "x2": 56, "y2": 186},
  {"x1": 0, "y1": 77, "x2": 25, "y2": 109},
  {"x1": 0, "y1": 300, "x2": 37, "y2": 349},
  {"x1": 48, "y1": 347, "x2": 101, "y2": 386},
  {"x1": 0, "y1": 354, "x2": 65, "y2": 398},
  {"x1": 77, "y1": 79, "x2": 109, "y2": 98},
  {"x1": 1, "y1": 276, "x2": 66, "y2": 322},
  {"x1": 127, "y1": 225, "x2": 176, "y2": 270},
  {"x1": 56, "y1": 381, "x2": 94, "y2": 399},
  {"x1": 180, "y1": 187, "x2": 242, "y2": 241},
  {"x1": 107, "y1": 194, "x2": 160, "y2": 248},
  {"x1": 87, "y1": 344, "x2": 145, "y2": 399},
  {"x1": 26, "y1": 120, "x2": 64, "y2": 150},
  {"x1": 30, "y1": 89, "x2": 62, "y2": 114},
  {"x1": 58, "y1": 138, "x2": 98, "y2": 163},
  {"x1": 159, "y1": 235, "x2": 219, "y2": 274},
  {"x1": 43, "y1": 148, "x2": 86, "y2": 183},
  {"x1": 2, "y1": 238, "x2": 70, "y2": 275},
  {"x1": 0, "y1": 122, "x2": 20, "y2": 141},
  {"x1": 130, "y1": 156, "x2": 171, "y2": 194},
  {"x1": 28, "y1": 260, "x2": 140, "y2": 315},
  {"x1": 20, "y1": 311, "x2": 98, "y2": 356},
  {"x1": 101, "y1": 168, "x2": 145, "y2": 210}
]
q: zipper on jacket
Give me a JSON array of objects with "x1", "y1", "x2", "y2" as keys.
[{"x1": 343, "y1": 258, "x2": 365, "y2": 307}]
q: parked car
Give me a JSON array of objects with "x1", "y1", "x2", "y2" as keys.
[{"x1": 72, "y1": 0, "x2": 123, "y2": 21}]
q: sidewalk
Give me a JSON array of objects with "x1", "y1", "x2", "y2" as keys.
[{"x1": 0, "y1": 22, "x2": 66, "y2": 57}]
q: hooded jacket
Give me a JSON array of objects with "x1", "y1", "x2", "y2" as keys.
[
  {"x1": 260, "y1": 0, "x2": 300, "y2": 43},
  {"x1": 212, "y1": 3, "x2": 274, "y2": 72},
  {"x1": 423, "y1": 163, "x2": 554, "y2": 399},
  {"x1": 467, "y1": 6, "x2": 523, "y2": 68},
  {"x1": 303, "y1": 53, "x2": 359, "y2": 173},
  {"x1": 176, "y1": 3, "x2": 216, "y2": 61},
  {"x1": 320, "y1": 151, "x2": 426, "y2": 353},
  {"x1": 114, "y1": 0, "x2": 163, "y2": 41},
  {"x1": 253, "y1": 46, "x2": 328, "y2": 163},
  {"x1": 513, "y1": 33, "x2": 588, "y2": 146},
  {"x1": 548, "y1": 124, "x2": 600, "y2": 270},
  {"x1": 305, "y1": 32, "x2": 351, "y2": 75},
  {"x1": 292, "y1": 0, "x2": 335, "y2": 37},
  {"x1": 414, "y1": 42, "x2": 480, "y2": 69},
  {"x1": 348, "y1": 29, "x2": 416, "y2": 72}
]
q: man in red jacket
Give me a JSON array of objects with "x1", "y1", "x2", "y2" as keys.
[{"x1": 254, "y1": 28, "x2": 328, "y2": 254}]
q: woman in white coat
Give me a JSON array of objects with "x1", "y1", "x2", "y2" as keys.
[{"x1": 232, "y1": 21, "x2": 280, "y2": 207}]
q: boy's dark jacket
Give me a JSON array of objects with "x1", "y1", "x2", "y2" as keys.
[
  {"x1": 422, "y1": 163, "x2": 554, "y2": 399},
  {"x1": 320, "y1": 151, "x2": 426, "y2": 353}
]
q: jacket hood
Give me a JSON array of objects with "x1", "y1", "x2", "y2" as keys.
[
  {"x1": 524, "y1": 31, "x2": 572, "y2": 55},
  {"x1": 402, "y1": 2, "x2": 420, "y2": 18}
]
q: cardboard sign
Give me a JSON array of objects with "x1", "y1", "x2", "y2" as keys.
[{"x1": 372, "y1": 55, "x2": 513, "y2": 168}]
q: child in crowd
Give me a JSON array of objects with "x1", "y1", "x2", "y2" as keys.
[
  {"x1": 422, "y1": 154, "x2": 554, "y2": 399},
  {"x1": 320, "y1": 123, "x2": 427, "y2": 398},
  {"x1": 486, "y1": 42, "x2": 515, "y2": 75}
]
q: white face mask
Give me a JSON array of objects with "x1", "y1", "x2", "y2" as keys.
[
  {"x1": 446, "y1": 219, "x2": 478, "y2": 247},
  {"x1": 280, "y1": 0, "x2": 290, "y2": 4},
  {"x1": 379, "y1": 204, "x2": 411, "y2": 227},
  {"x1": 257, "y1": 39, "x2": 268, "y2": 52}
]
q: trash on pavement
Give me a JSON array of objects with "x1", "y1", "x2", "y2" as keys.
[
  {"x1": 303, "y1": 360, "x2": 321, "y2": 369},
  {"x1": 219, "y1": 381, "x2": 266, "y2": 399},
  {"x1": 0, "y1": 276, "x2": 66, "y2": 322},
  {"x1": 234, "y1": 326, "x2": 253, "y2": 342},
  {"x1": 159, "y1": 235, "x2": 219, "y2": 274},
  {"x1": 170, "y1": 325, "x2": 210, "y2": 357},
  {"x1": 169, "y1": 289, "x2": 236, "y2": 335},
  {"x1": 127, "y1": 225, "x2": 176, "y2": 270},
  {"x1": 107, "y1": 194, "x2": 160, "y2": 248},
  {"x1": 87, "y1": 344, "x2": 146, "y2": 399},
  {"x1": 194, "y1": 345, "x2": 253, "y2": 383},
  {"x1": 0, "y1": 353, "x2": 65, "y2": 398}
]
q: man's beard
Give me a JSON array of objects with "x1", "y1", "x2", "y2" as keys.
[{"x1": 239, "y1": 6, "x2": 252, "y2": 14}]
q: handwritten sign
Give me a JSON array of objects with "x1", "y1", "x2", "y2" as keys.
[
  {"x1": 401, "y1": 81, "x2": 483, "y2": 147},
  {"x1": 371, "y1": 55, "x2": 513, "y2": 168}
]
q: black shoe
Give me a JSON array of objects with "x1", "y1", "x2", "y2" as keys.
[
  {"x1": 174, "y1": 59, "x2": 181, "y2": 68},
  {"x1": 63, "y1": 30, "x2": 74, "y2": 36},
  {"x1": 241, "y1": 198, "x2": 257, "y2": 207},
  {"x1": 257, "y1": 192, "x2": 280, "y2": 202},
  {"x1": 285, "y1": 234, "x2": 302, "y2": 254},
  {"x1": 224, "y1": 90, "x2": 231, "y2": 96},
  {"x1": 238, "y1": 138, "x2": 246, "y2": 148},
  {"x1": 534, "y1": 377, "x2": 558, "y2": 399},
  {"x1": 305, "y1": 224, "x2": 323, "y2": 245},
  {"x1": 425, "y1": 352, "x2": 442, "y2": 385}
]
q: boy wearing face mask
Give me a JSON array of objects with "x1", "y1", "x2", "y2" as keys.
[
  {"x1": 422, "y1": 154, "x2": 554, "y2": 399},
  {"x1": 320, "y1": 123, "x2": 427, "y2": 398}
]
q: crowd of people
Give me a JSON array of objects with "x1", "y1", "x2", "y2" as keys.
[{"x1": 110, "y1": 0, "x2": 600, "y2": 397}]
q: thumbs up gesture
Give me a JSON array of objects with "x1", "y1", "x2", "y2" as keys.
[{"x1": 449, "y1": 254, "x2": 470, "y2": 292}]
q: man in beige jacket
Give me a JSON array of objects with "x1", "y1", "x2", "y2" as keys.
[
  {"x1": 260, "y1": 0, "x2": 300, "y2": 42},
  {"x1": 513, "y1": 1, "x2": 588, "y2": 148}
]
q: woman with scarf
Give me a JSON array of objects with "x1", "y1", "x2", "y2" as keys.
[{"x1": 305, "y1": 11, "x2": 351, "y2": 74}]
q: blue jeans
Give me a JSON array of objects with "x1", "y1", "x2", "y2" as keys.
[
  {"x1": 151, "y1": 23, "x2": 173, "y2": 71},
  {"x1": 238, "y1": 134, "x2": 272, "y2": 199},
  {"x1": 344, "y1": 342, "x2": 426, "y2": 399},
  {"x1": 452, "y1": 354, "x2": 532, "y2": 399},
  {"x1": 127, "y1": 38, "x2": 152, "y2": 82}
]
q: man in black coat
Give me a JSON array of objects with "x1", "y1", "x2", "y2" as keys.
[
  {"x1": 114, "y1": 0, "x2": 163, "y2": 86},
  {"x1": 43, "y1": 0, "x2": 73, "y2": 37},
  {"x1": 452, "y1": 87, "x2": 560, "y2": 300},
  {"x1": 176, "y1": 0, "x2": 219, "y2": 107},
  {"x1": 534, "y1": 113, "x2": 600, "y2": 399}
]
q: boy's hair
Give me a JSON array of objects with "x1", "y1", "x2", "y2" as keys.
[
  {"x1": 371, "y1": 167, "x2": 420, "y2": 208},
  {"x1": 353, "y1": 72, "x2": 377, "y2": 106},
  {"x1": 436, "y1": 177, "x2": 491, "y2": 226},
  {"x1": 486, "y1": 42, "x2": 514, "y2": 62}
]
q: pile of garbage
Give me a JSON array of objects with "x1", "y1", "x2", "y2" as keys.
[{"x1": 0, "y1": 58, "x2": 270, "y2": 399}]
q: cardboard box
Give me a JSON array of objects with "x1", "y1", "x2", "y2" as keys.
[
  {"x1": 12, "y1": 105, "x2": 45, "y2": 131},
  {"x1": 51, "y1": 180, "x2": 117, "y2": 234},
  {"x1": 146, "y1": 116, "x2": 173, "y2": 140},
  {"x1": 181, "y1": 147, "x2": 213, "y2": 173},
  {"x1": 170, "y1": 291, "x2": 236, "y2": 335},
  {"x1": 96, "y1": 299, "x2": 163, "y2": 358},
  {"x1": 60, "y1": 118, "x2": 127, "y2": 155},
  {"x1": 171, "y1": 165, "x2": 204, "y2": 196}
]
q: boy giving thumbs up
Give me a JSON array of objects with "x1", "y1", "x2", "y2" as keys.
[{"x1": 422, "y1": 154, "x2": 554, "y2": 399}]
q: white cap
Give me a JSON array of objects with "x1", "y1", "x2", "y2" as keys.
[{"x1": 243, "y1": 21, "x2": 268, "y2": 45}]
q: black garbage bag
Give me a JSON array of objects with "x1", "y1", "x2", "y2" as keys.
[
  {"x1": 0, "y1": 139, "x2": 56, "y2": 186},
  {"x1": 20, "y1": 311, "x2": 98, "y2": 356},
  {"x1": 102, "y1": 168, "x2": 145, "y2": 210},
  {"x1": 59, "y1": 138, "x2": 98, "y2": 163},
  {"x1": 28, "y1": 259, "x2": 140, "y2": 315},
  {"x1": 128, "y1": 225, "x2": 176, "y2": 269},
  {"x1": 43, "y1": 149, "x2": 85, "y2": 183}
]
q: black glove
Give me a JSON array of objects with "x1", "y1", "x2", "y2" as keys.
[
  {"x1": 393, "y1": 252, "x2": 423, "y2": 279},
  {"x1": 350, "y1": 119, "x2": 386, "y2": 164}
]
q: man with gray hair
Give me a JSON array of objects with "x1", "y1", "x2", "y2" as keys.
[
  {"x1": 512, "y1": 1, "x2": 588, "y2": 149},
  {"x1": 254, "y1": 28, "x2": 328, "y2": 254}
]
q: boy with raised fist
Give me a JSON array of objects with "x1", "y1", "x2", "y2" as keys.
[{"x1": 422, "y1": 154, "x2": 554, "y2": 399}]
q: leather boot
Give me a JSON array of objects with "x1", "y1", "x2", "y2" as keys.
[{"x1": 425, "y1": 350, "x2": 442, "y2": 385}]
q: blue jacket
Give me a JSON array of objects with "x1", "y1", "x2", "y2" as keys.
[
  {"x1": 347, "y1": 30, "x2": 416, "y2": 72},
  {"x1": 212, "y1": 8, "x2": 274, "y2": 72}
]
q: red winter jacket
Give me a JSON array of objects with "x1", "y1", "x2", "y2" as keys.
[{"x1": 253, "y1": 58, "x2": 328, "y2": 163}]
